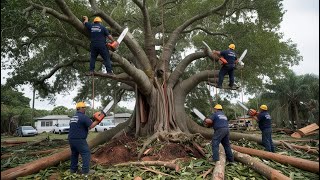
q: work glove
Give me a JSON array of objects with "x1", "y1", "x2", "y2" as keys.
[{"x1": 247, "y1": 109, "x2": 257, "y2": 116}]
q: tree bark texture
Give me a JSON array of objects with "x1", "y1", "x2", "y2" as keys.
[
  {"x1": 231, "y1": 145, "x2": 319, "y2": 174},
  {"x1": 233, "y1": 150, "x2": 291, "y2": 180},
  {"x1": 212, "y1": 145, "x2": 226, "y2": 180}
]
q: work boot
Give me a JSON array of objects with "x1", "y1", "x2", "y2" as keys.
[
  {"x1": 83, "y1": 169, "x2": 95, "y2": 177},
  {"x1": 89, "y1": 71, "x2": 94, "y2": 76},
  {"x1": 107, "y1": 70, "x2": 115, "y2": 76}
]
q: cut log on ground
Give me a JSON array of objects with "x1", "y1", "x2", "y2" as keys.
[
  {"x1": 233, "y1": 150, "x2": 291, "y2": 180},
  {"x1": 231, "y1": 145, "x2": 319, "y2": 174},
  {"x1": 2, "y1": 140, "x2": 28, "y2": 144},
  {"x1": 291, "y1": 123, "x2": 319, "y2": 138},
  {"x1": 212, "y1": 145, "x2": 226, "y2": 180}
]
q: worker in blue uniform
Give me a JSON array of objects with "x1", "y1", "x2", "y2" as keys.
[
  {"x1": 256, "y1": 105, "x2": 275, "y2": 152},
  {"x1": 207, "y1": 104, "x2": 234, "y2": 163},
  {"x1": 68, "y1": 102, "x2": 101, "y2": 176},
  {"x1": 213, "y1": 44, "x2": 238, "y2": 88},
  {"x1": 83, "y1": 16, "x2": 116, "y2": 75}
]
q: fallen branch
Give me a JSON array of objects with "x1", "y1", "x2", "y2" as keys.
[
  {"x1": 231, "y1": 145, "x2": 319, "y2": 174},
  {"x1": 115, "y1": 160, "x2": 180, "y2": 172},
  {"x1": 279, "y1": 141, "x2": 319, "y2": 154},
  {"x1": 139, "y1": 166, "x2": 176, "y2": 178},
  {"x1": 212, "y1": 145, "x2": 226, "y2": 180},
  {"x1": 3, "y1": 140, "x2": 28, "y2": 144},
  {"x1": 1, "y1": 149, "x2": 63, "y2": 159},
  {"x1": 233, "y1": 150, "x2": 291, "y2": 180},
  {"x1": 192, "y1": 142, "x2": 206, "y2": 157},
  {"x1": 201, "y1": 167, "x2": 214, "y2": 179}
]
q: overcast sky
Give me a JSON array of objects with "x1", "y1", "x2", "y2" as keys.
[{"x1": 1, "y1": 0, "x2": 319, "y2": 110}]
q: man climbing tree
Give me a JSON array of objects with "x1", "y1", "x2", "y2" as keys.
[
  {"x1": 212, "y1": 44, "x2": 238, "y2": 89},
  {"x1": 83, "y1": 16, "x2": 116, "y2": 75}
]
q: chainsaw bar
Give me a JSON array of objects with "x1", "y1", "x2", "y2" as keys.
[
  {"x1": 237, "y1": 100, "x2": 249, "y2": 111},
  {"x1": 117, "y1": 27, "x2": 128, "y2": 44},
  {"x1": 102, "y1": 100, "x2": 114, "y2": 114},
  {"x1": 238, "y1": 49, "x2": 247, "y2": 66},
  {"x1": 192, "y1": 108, "x2": 206, "y2": 120}
]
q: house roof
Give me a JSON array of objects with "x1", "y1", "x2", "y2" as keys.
[
  {"x1": 114, "y1": 113, "x2": 132, "y2": 118},
  {"x1": 35, "y1": 115, "x2": 70, "y2": 120}
]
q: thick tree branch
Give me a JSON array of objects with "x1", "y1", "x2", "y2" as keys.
[
  {"x1": 178, "y1": 70, "x2": 219, "y2": 96},
  {"x1": 132, "y1": 0, "x2": 157, "y2": 68},
  {"x1": 21, "y1": 32, "x2": 88, "y2": 50},
  {"x1": 28, "y1": 0, "x2": 88, "y2": 36},
  {"x1": 111, "y1": 53, "x2": 153, "y2": 95},
  {"x1": 159, "y1": 0, "x2": 230, "y2": 69},
  {"x1": 168, "y1": 51, "x2": 207, "y2": 88},
  {"x1": 182, "y1": 27, "x2": 228, "y2": 37},
  {"x1": 89, "y1": 0, "x2": 152, "y2": 73}
]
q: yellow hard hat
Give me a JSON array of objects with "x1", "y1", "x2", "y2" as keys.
[
  {"x1": 214, "y1": 104, "x2": 223, "y2": 110},
  {"x1": 76, "y1": 102, "x2": 86, "y2": 109},
  {"x1": 93, "y1": 17, "x2": 102, "y2": 23},
  {"x1": 260, "y1": 104, "x2": 268, "y2": 110},
  {"x1": 228, "y1": 44, "x2": 235, "y2": 50}
]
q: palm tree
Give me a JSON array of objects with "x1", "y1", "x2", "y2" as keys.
[{"x1": 260, "y1": 71, "x2": 319, "y2": 129}]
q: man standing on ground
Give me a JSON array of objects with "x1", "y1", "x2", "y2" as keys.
[
  {"x1": 83, "y1": 16, "x2": 116, "y2": 75},
  {"x1": 249, "y1": 104, "x2": 275, "y2": 152},
  {"x1": 68, "y1": 102, "x2": 101, "y2": 176},
  {"x1": 212, "y1": 44, "x2": 238, "y2": 89},
  {"x1": 204, "y1": 104, "x2": 234, "y2": 163}
]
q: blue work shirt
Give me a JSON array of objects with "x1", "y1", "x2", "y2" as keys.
[
  {"x1": 257, "y1": 111, "x2": 272, "y2": 130},
  {"x1": 220, "y1": 49, "x2": 237, "y2": 65},
  {"x1": 68, "y1": 111, "x2": 93, "y2": 139},
  {"x1": 84, "y1": 22, "x2": 110, "y2": 45},
  {"x1": 210, "y1": 110, "x2": 229, "y2": 130}
]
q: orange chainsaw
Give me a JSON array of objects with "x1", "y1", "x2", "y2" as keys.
[
  {"x1": 93, "y1": 100, "x2": 114, "y2": 122},
  {"x1": 107, "y1": 27, "x2": 128, "y2": 51},
  {"x1": 237, "y1": 101, "x2": 258, "y2": 117}
]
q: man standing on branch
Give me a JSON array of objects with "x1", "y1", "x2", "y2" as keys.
[
  {"x1": 213, "y1": 44, "x2": 238, "y2": 89},
  {"x1": 83, "y1": 16, "x2": 116, "y2": 75},
  {"x1": 249, "y1": 104, "x2": 275, "y2": 152},
  {"x1": 68, "y1": 102, "x2": 102, "y2": 176},
  {"x1": 204, "y1": 104, "x2": 234, "y2": 163}
]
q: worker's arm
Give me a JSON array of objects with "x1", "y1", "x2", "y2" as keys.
[
  {"x1": 108, "y1": 35, "x2": 115, "y2": 42},
  {"x1": 212, "y1": 50, "x2": 221, "y2": 55},
  {"x1": 89, "y1": 120, "x2": 100, "y2": 129},
  {"x1": 82, "y1": 16, "x2": 88, "y2": 24}
]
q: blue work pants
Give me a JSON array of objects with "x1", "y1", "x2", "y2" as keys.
[
  {"x1": 69, "y1": 139, "x2": 91, "y2": 174},
  {"x1": 261, "y1": 128, "x2": 275, "y2": 152},
  {"x1": 212, "y1": 128, "x2": 234, "y2": 162},
  {"x1": 90, "y1": 43, "x2": 112, "y2": 73},
  {"x1": 218, "y1": 64, "x2": 235, "y2": 87}
]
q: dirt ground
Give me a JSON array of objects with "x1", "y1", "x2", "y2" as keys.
[{"x1": 91, "y1": 133, "x2": 203, "y2": 166}]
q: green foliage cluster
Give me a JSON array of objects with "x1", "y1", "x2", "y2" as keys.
[
  {"x1": 246, "y1": 71, "x2": 319, "y2": 128},
  {"x1": 1, "y1": 0, "x2": 302, "y2": 105}
]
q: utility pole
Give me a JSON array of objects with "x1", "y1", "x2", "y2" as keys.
[{"x1": 31, "y1": 87, "x2": 35, "y2": 126}]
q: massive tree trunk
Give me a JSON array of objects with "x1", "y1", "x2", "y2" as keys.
[{"x1": 4, "y1": 1, "x2": 308, "y2": 179}]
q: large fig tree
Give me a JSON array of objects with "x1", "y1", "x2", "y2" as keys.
[{"x1": 2, "y1": 0, "x2": 301, "y2": 141}]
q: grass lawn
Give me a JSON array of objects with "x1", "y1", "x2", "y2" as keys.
[{"x1": 1, "y1": 131, "x2": 99, "y2": 142}]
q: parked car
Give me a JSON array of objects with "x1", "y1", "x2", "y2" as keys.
[
  {"x1": 16, "y1": 126, "x2": 38, "y2": 137},
  {"x1": 94, "y1": 121, "x2": 115, "y2": 132},
  {"x1": 52, "y1": 123, "x2": 70, "y2": 134}
]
